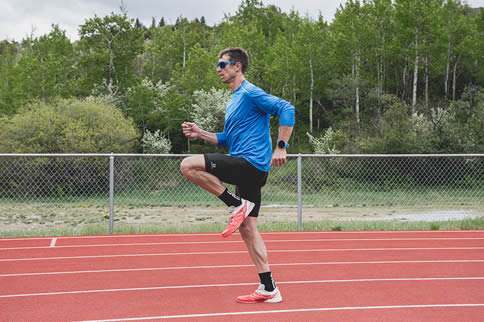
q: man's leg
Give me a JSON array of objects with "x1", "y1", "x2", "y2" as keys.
[
  {"x1": 180, "y1": 154, "x2": 254, "y2": 237},
  {"x1": 180, "y1": 155, "x2": 225, "y2": 196},
  {"x1": 238, "y1": 217, "x2": 270, "y2": 273},
  {"x1": 237, "y1": 216, "x2": 282, "y2": 303}
]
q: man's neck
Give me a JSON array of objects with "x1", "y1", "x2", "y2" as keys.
[{"x1": 228, "y1": 75, "x2": 245, "y2": 91}]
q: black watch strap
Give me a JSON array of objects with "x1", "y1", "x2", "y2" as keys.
[{"x1": 277, "y1": 140, "x2": 289, "y2": 149}]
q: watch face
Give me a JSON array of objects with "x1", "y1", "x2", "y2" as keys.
[{"x1": 278, "y1": 140, "x2": 285, "y2": 148}]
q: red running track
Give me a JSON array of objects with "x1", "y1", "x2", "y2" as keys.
[{"x1": 1, "y1": 230, "x2": 484, "y2": 321}]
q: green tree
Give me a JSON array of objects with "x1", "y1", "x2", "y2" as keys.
[
  {"x1": 0, "y1": 26, "x2": 75, "y2": 115},
  {"x1": 124, "y1": 78, "x2": 172, "y2": 131},
  {"x1": 173, "y1": 44, "x2": 222, "y2": 94},
  {"x1": 294, "y1": 17, "x2": 330, "y2": 134},
  {"x1": 329, "y1": 0, "x2": 370, "y2": 128},
  {"x1": 78, "y1": 12, "x2": 144, "y2": 95},
  {"x1": 0, "y1": 40, "x2": 20, "y2": 115},
  {"x1": 19, "y1": 25, "x2": 75, "y2": 99}
]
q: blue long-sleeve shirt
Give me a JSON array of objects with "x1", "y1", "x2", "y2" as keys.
[{"x1": 216, "y1": 80, "x2": 295, "y2": 172}]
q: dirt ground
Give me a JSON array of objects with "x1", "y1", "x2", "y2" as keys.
[{"x1": 1, "y1": 204, "x2": 482, "y2": 232}]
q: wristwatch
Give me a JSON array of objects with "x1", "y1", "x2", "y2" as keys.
[{"x1": 277, "y1": 140, "x2": 289, "y2": 149}]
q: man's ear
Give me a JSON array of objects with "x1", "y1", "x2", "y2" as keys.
[{"x1": 235, "y1": 62, "x2": 242, "y2": 72}]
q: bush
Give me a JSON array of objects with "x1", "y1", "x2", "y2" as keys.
[
  {"x1": 358, "y1": 97, "x2": 432, "y2": 153},
  {"x1": 0, "y1": 98, "x2": 139, "y2": 198},
  {"x1": 306, "y1": 127, "x2": 344, "y2": 154},
  {"x1": 190, "y1": 88, "x2": 230, "y2": 132},
  {"x1": 0, "y1": 97, "x2": 139, "y2": 153},
  {"x1": 142, "y1": 129, "x2": 171, "y2": 153}
]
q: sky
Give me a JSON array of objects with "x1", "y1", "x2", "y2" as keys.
[{"x1": 1, "y1": 0, "x2": 483, "y2": 42}]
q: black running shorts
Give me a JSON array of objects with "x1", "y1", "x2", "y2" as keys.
[{"x1": 204, "y1": 153, "x2": 268, "y2": 217}]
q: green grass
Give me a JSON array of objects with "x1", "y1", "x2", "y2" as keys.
[
  {"x1": 2, "y1": 185, "x2": 482, "y2": 208},
  {"x1": 1, "y1": 217, "x2": 483, "y2": 238}
]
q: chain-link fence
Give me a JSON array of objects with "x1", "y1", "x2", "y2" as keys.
[{"x1": 0, "y1": 154, "x2": 483, "y2": 235}]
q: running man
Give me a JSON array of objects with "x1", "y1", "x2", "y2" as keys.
[{"x1": 180, "y1": 47, "x2": 295, "y2": 304}]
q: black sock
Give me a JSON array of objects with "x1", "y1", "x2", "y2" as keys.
[
  {"x1": 259, "y1": 271, "x2": 276, "y2": 292},
  {"x1": 218, "y1": 188, "x2": 242, "y2": 207}
]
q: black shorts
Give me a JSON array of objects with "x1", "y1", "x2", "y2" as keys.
[{"x1": 204, "y1": 153, "x2": 268, "y2": 217}]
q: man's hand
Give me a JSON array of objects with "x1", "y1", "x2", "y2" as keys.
[
  {"x1": 181, "y1": 122, "x2": 201, "y2": 140},
  {"x1": 271, "y1": 147, "x2": 287, "y2": 167}
]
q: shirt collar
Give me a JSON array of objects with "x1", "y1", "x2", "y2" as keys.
[{"x1": 232, "y1": 79, "x2": 247, "y2": 93}]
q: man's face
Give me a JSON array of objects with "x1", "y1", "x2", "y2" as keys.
[{"x1": 216, "y1": 54, "x2": 239, "y2": 83}]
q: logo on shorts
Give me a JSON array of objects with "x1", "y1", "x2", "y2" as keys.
[{"x1": 210, "y1": 161, "x2": 216, "y2": 169}]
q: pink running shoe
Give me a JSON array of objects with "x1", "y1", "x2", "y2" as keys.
[
  {"x1": 221, "y1": 199, "x2": 255, "y2": 238},
  {"x1": 236, "y1": 284, "x2": 283, "y2": 303}
]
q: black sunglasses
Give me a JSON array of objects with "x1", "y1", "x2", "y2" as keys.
[{"x1": 216, "y1": 60, "x2": 236, "y2": 69}]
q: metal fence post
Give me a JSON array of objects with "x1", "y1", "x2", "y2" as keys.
[
  {"x1": 108, "y1": 154, "x2": 114, "y2": 234},
  {"x1": 297, "y1": 154, "x2": 303, "y2": 231}
]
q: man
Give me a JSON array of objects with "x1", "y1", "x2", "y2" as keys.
[{"x1": 180, "y1": 47, "x2": 295, "y2": 304}]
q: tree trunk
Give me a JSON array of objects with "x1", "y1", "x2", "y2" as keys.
[
  {"x1": 425, "y1": 55, "x2": 429, "y2": 110},
  {"x1": 412, "y1": 31, "x2": 419, "y2": 115},
  {"x1": 402, "y1": 64, "x2": 407, "y2": 100},
  {"x1": 309, "y1": 57, "x2": 314, "y2": 133},
  {"x1": 181, "y1": 28, "x2": 186, "y2": 69},
  {"x1": 452, "y1": 57, "x2": 459, "y2": 101},
  {"x1": 379, "y1": 34, "x2": 385, "y2": 100},
  {"x1": 283, "y1": 54, "x2": 289, "y2": 97},
  {"x1": 377, "y1": 57, "x2": 384, "y2": 120},
  {"x1": 445, "y1": 40, "x2": 451, "y2": 99},
  {"x1": 377, "y1": 60, "x2": 382, "y2": 100},
  {"x1": 355, "y1": 53, "x2": 360, "y2": 127},
  {"x1": 107, "y1": 40, "x2": 114, "y2": 95},
  {"x1": 151, "y1": 53, "x2": 155, "y2": 79}
]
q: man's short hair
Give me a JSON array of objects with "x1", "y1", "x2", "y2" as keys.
[{"x1": 218, "y1": 47, "x2": 249, "y2": 74}]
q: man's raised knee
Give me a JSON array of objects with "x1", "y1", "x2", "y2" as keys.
[
  {"x1": 180, "y1": 155, "x2": 206, "y2": 178},
  {"x1": 180, "y1": 157, "x2": 192, "y2": 178}
]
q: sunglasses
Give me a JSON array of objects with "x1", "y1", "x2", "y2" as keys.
[{"x1": 216, "y1": 60, "x2": 236, "y2": 69}]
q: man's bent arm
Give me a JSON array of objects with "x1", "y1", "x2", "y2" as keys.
[
  {"x1": 277, "y1": 126, "x2": 293, "y2": 145},
  {"x1": 198, "y1": 129, "x2": 219, "y2": 145}
]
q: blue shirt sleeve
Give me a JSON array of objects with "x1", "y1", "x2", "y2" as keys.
[
  {"x1": 249, "y1": 87, "x2": 295, "y2": 126},
  {"x1": 216, "y1": 131, "x2": 227, "y2": 146}
]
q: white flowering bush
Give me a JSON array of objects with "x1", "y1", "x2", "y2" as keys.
[
  {"x1": 126, "y1": 78, "x2": 171, "y2": 113},
  {"x1": 307, "y1": 127, "x2": 341, "y2": 154},
  {"x1": 190, "y1": 88, "x2": 231, "y2": 131},
  {"x1": 142, "y1": 129, "x2": 171, "y2": 153}
]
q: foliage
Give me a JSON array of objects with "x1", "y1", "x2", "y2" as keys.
[
  {"x1": 358, "y1": 97, "x2": 432, "y2": 153},
  {"x1": 0, "y1": 98, "x2": 138, "y2": 153},
  {"x1": 141, "y1": 129, "x2": 172, "y2": 153},
  {"x1": 0, "y1": 1, "x2": 483, "y2": 153},
  {"x1": 124, "y1": 78, "x2": 172, "y2": 128},
  {"x1": 306, "y1": 127, "x2": 343, "y2": 154},
  {"x1": 77, "y1": 12, "x2": 144, "y2": 95},
  {"x1": 190, "y1": 88, "x2": 231, "y2": 132}
]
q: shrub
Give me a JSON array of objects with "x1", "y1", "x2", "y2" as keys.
[
  {"x1": 0, "y1": 98, "x2": 139, "y2": 198},
  {"x1": 190, "y1": 88, "x2": 230, "y2": 132},
  {"x1": 142, "y1": 129, "x2": 171, "y2": 153},
  {"x1": 0, "y1": 97, "x2": 139, "y2": 153}
]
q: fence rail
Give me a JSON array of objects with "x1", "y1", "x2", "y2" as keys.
[{"x1": 0, "y1": 154, "x2": 483, "y2": 234}]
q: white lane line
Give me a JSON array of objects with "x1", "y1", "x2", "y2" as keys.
[
  {"x1": 2, "y1": 237, "x2": 484, "y2": 250},
  {"x1": 2, "y1": 259, "x2": 484, "y2": 277},
  {"x1": 49, "y1": 238, "x2": 57, "y2": 248},
  {"x1": 76, "y1": 303, "x2": 484, "y2": 321},
  {"x1": 2, "y1": 277, "x2": 484, "y2": 299},
  {"x1": 2, "y1": 247, "x2": 484, "y2": 262},
  {"x1": 1, "y1": 230, "x2": 483, "y2": 241}
]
